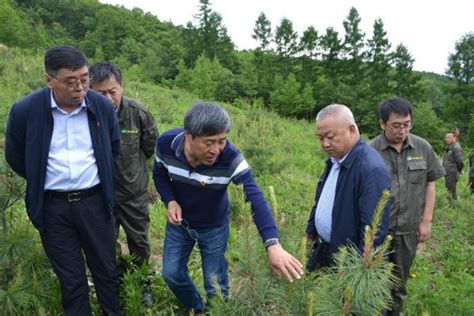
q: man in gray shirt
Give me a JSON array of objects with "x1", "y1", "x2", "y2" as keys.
[
  {"x1": 442, "y1": 129, "x2": 464, "y2": 200},
  {"x1": 370, "y1": 97, "x2": 445, "y2": 316}
]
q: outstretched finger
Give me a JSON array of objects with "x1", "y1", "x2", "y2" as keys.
[
  {"x1": 278, "y1": 267, "x2": 292, "y2": 282},
  {"x1": 289, "y1": 257, "x2": 304, "y2": 276},
  {"x1": 284, "y1": 261, "x2": 303, "y2": 281}
]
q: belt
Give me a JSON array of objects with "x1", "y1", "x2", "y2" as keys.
[{"x1": 46, "y1": 184, "x2": 101, "y2": 202}]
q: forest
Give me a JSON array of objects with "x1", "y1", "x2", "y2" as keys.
[
  {"x1": 0, "y1": 0, "x2": 473, "y2": 314},
  {"x1": 0, "y1": 0, "x2": 473, "y2": 150}
]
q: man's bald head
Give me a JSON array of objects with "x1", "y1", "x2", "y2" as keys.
[
  {"x1": 316, "y1": 104, "x2": 356, "y2": 127},
  {"x1": 315, "y1": 104, "x2": 360, "y2": 159}
]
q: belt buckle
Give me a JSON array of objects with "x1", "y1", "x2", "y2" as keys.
[{"x1": 67, "y1": 192, "x2": 81, "y2": 202}]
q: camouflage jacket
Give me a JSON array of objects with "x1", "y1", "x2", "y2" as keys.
[{"x1": 115, "y1": 96, "x2": 158, "y2": 199}]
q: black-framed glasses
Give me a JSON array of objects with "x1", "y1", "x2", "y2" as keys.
[
  {"x1": 48, "y1": 73, "x2": 90, "y2": 90},
  {"x1": 387, "y1": 122, "x2": 413, "y2": 132},
  {"x1": 179, "y1": 218, "x2": 198, "y2": 241}
]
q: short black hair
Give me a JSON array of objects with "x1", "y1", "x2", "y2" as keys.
[
  {"x1": 89, "y1": 61, "x2": 122, "y2": 85},
  {"x1": 44, "y1": 45, "x2": 88, "y2": 75},
  {"x1": 378, "y1": 97, "x2": 413, "y2": 122}
]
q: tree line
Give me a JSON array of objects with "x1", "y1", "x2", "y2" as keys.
[{"x1": 0, "y1": 0, "x2": 473, "y2": 150}]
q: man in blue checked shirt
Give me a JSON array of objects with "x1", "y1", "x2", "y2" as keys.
[
  {"x1": 306, "y1": 104, "x2": 391, "y2": 270},
  {"x1": 153, "y1": 102, "x2": 304, "y2": 313}
]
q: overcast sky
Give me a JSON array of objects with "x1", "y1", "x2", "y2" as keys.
[{"x1": 100, "y1": 0, "x2": 473, "y2": 75}]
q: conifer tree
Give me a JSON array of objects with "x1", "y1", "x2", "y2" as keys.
[
  {"x1": 391, "y1": 43, "x2": 419, "y2": 98},
  {"x1": 447, "y1": 32, "x2": 474, "y2": 133},
  {"x1": 320, "y1": 27, "x2": 343, "y2": 80},
  {"x1": 298, "y1": 25, "x2": 321, "y2": 92},
  {"x1": 342, "y1": 7, "x2": 366, "y2": 86},
  {"x1": 275, "y1": 18, "x2": 299, "y2": 80},
  {"x1": 252, "y1": 12, "x2": 275, "y2": 104},
  {"x1": 366, "y1": 18, "x2": 392, "y2": 96},
  {"x1": 191, "y1": 0, "x2": 237, "y2": 70},
  {"x1": 252, "y1": 12, "x2": 272, "y2": 51}
]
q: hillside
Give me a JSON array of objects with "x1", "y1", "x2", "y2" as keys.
[{"x1": 1, "y1": 47, "x2": 473, "y2": 315}]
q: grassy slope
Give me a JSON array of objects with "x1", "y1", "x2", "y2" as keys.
[
  {"x1": 125, "y1": 70, "x2": 474, "y2": 316},
  {"x1": 1, "y1": 48, "x2": 473, "y2": 315}
]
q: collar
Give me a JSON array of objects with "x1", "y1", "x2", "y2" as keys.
[
  {"x1": 330, "y1": 150, "x2": 349, "y2": 169},
  {"x1": 379, "y1": 132, "x2": 416, "y2": 151},
  {"x1": 170, "y1": 130, "x2": 226, "y2": 168},
  {"x1": 50, "y1": 90, "x2": 86, "y2": 114},
  {"x1": 117, "y1": 97, "x2": 125, "y2": 116},
  {"x1": 171, "y1": 131, "x2": 185, "y2": 159},
  {"x1": 325, "y1": 138, "x2": 361, "y2": 170},
  {"x1": 338, "y1": 138, "x2": 362, "y2": 169}
]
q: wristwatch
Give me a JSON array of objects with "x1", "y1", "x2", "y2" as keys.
[{"x1": 264, "y1": 238, "x2": 279, "y2": 249}]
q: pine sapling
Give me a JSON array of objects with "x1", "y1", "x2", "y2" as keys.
[{"x1": 363, "y1": 190, "x2": 390, "y2": 268}]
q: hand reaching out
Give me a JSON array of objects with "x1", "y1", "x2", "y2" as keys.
[{"x1": 267, "y1": 243, "x2": 304, "y2": 282}]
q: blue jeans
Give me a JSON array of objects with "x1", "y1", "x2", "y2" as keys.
[{"x1": 162, "y1": 222, "x2": 229, "y2": 311}]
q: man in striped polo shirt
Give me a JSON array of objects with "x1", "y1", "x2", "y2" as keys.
[{"x1": 153, "y1": 102, "x2": 303, "y2": 313}]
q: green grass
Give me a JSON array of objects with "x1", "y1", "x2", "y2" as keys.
[
  {"x1": 1, "y1": 47, "x2": 473, "y2": 315},
  {"x1": 404, "y1": 177, "x2": 474, "y2": 316}
]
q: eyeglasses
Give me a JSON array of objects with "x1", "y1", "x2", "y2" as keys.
[
  {"x1": 48, "y1": 73, "x2": 90, "y2": 90},
  {"x1": 387, "y1": 122, "x2": 413, "y2": 132},
  {"x1": 179, "y1": 218, "x2": 198, "y2": 241}
]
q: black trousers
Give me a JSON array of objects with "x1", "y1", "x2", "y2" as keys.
[
  {"x1": 40, "y1": 189, "x2": 121, "y2": 316},
  {"x1": 306, "y1": 238, "x2": 332, "y2": 271}
]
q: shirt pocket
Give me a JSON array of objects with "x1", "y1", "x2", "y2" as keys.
[
  {"x1": 408, "y1": 160, "x2": 427, "y2": 184},
  {"x1": 120, "y1": 133, "x2": 140, "y2": 158}
]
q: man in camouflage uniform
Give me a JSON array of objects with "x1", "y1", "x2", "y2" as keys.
[
  {"x1": 370, "y1": 97, "x2": 445, "y2": 316},
  {"x1": 442, "y1": 130, "x2": 464, "y2": 200},
  {"x1": 90, "y1": 62, "x2": 158, "y2": 266}
]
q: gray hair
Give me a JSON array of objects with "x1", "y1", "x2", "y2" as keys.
[
  {"x1": 316, "y1": 104, "x2": 356, "y2": 125},
  {"x1": 90, "y1": 61, "x2": 122, "y2": 85},
  {"x1": 184, "y1": 102, "x2": 231, "y2": 137}
]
